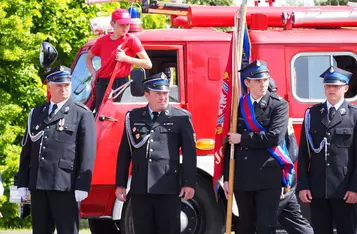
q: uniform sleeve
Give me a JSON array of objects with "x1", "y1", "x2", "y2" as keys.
[
  {"x1": 180, "y1": 114, "x2": 197, "y2": 189},
  {"x1": 75, "y1": 111, "x2": 96, "y2": 191},
  {"x1": 18, "y1": 126, "x2": 31, "y2": 188},
  {"x1": 348, "y1": 123, "x2": 357, "y2": 192},
  {"x1": 240, "y1": 100, "x2": 289, "y2": 148},
  {"x1": 129, "y1": 35, "x2": 144, "y2": 54},
  {"x1": 297, "y1": 116, "x2": 311, "y2": 191},
  {"x1": 116, "y1": 114, "x2": 132, "y2": 188},
  {"x1": 223, "y1": 142, "x2": 230, "y2": 182}
]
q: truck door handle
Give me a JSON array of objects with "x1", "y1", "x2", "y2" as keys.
[{"x1": 99, "y1": 115, "x2": 118, "y2": 122}]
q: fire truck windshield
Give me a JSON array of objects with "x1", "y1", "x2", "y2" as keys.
[{"x1": 71, "y1": 53, "x2": 101, "y2": 103}]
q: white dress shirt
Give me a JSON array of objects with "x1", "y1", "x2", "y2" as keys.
[
  {"x1": 250, "y1": 95, "x2": 263, "y2": 105},
  {"x1": 48, "y1": 98, "x2": 69, "y2": 115},
  {"x1": 326, "y1": 98, "x2": 344, "y2": 115},
  {"x1": 148, "y1": 105, "x2": 161, "y2": 120}
]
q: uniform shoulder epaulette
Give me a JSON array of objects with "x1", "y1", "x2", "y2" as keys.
[
  {"x1": 270, "y1": 93, "x2": 283, "y2": 101},
  {"x1": 348, "y1": 103, "x2": 357, "y2": 110},
  {"x1": 173, "y1": 106, "x2": 190, "y2": 116},
  {"x1": 74, "y1": 102, "x2": 90, "y2": 111},
  {"x1": 310, "y1": 102, "x2": 324, "y2": 109}
]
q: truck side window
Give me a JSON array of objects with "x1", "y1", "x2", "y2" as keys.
[
  {"x1": 71, "y1": 53, "x2": 101, "y2": 104},
  {"x1": 119, "y1": 50, "x2": 180, "y2": 103},
  {"x1": 292, "y1": 53, "x2": 357, "y2": 102}
]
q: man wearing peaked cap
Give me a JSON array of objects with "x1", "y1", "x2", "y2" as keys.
[
  {"x1": 223, "y1": 60, "x2": 291, "y2": 234},
  {"x1": 18, "y1": 66, "x2": 96, "y2": 234},
  {"x1": 298, "y1": 66, "x2": 357, "y2": 234},
  {"x1": 116, "y1": 72, "x2": 197, "y2": 234}
]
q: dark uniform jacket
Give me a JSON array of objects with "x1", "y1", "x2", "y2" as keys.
[
  {"x1": 18, "y1": 99, "x2": 96, "y2": 192},
  {"x1": 224, "y1": 92, "x2": 289, "y2": 191},
  {"x1": 116, "y1": 105, "x2": 197, "y2": 195},
  {"x1": 298, "y1": 100, "x2": 357, "y2": 199}
]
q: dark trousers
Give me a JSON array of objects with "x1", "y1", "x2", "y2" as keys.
[
  {"x1": 277, "y1": 191, "x2": 314, "y2": 234},
  {"x1": 234, "y1": 189, "x2": 281, "y2": 234},
  {"x1": 31, "y1": 190, "x2": 79, "y2": 234},
  {"x1": 310, "y1": 198, "x2": 357, "y2": 234},
  {"x1": 95, "y1": 77, "x2": 129, "y2": 112},
  {"x1": 131, "y1": 194, "x2": 181, "y2": 234}
]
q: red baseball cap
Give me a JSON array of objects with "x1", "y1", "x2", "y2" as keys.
[{"x1": 112, "y1": 8, "x2": 132, "y2": 24}]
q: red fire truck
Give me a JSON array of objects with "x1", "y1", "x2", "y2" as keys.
[{"x1": 28, "y1": 0, "x2": 357, "y2": 233}]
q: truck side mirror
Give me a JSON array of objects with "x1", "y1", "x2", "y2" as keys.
[
  {"x1": 130, "y1": 68, "x2": 146, "y2": 97},
  {"x1": 40, "y1": 42, "x2": 58, "y2": 69}
]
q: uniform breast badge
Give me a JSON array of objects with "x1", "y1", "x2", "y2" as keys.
[
  {"x1": 58, "y1": 119, "x2": 65, "y2": 131},
  {"x1": 35, "y1": 125, "x2": 39, "y2": 130}
]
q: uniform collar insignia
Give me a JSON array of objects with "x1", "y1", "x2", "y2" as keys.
[
  {"x1": 42, "y1": 105, "x2": 47, "y2": 112},
  {"x1": 142, "y1": 110, "x2": 147, "y2": 116},
  {"x1": 164, "y1": 110, "x2": 169, "y2": 115},
  {"x1": 64, "y1": 106, "x2": 70, "y2": 114},
  {"x1": 260, "y1": 100, "x2": 267, "y2": 108},
  {"x1": 339, "y1": 108, "x2": 346, "y2": 115},
  {"x1": 320, "y1": 107, "x2": 324, "y2": 114}
]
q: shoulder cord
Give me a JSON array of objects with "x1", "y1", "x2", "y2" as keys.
[
  {"x1": 125, "y1": 112, "x2": 150, "y2": 149},
  {"x1": 304, "y1": 109, "x2": 327, "y2": 157}
]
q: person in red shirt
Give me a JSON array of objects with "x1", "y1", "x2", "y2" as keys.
[{"x1": 86, "y1": 8, "x2": 152, "y2": 112}]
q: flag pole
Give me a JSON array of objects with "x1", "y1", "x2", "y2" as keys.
[{"x1": 225, "y1": 0, "x2": 248, "y2": 233}]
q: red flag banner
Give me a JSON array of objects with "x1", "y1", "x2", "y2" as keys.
[{"x1": 212, "y1": 34, "x2": 233, "y2": 197}]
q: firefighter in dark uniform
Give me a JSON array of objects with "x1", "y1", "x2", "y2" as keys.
[
  {"x1": 223, "y1": 60, "x2": 291, "y2": 234},
  {"x1": 17, "y1": 66, "x2": 96, "y2": 234},
  {"x1": 298, "y1": 66, "x2": 357, "y2": 234},
  {"x1": 269, "y1": 79, "x2": 314, "y2": 234},
  {"x1": 115, "y1": 72, "x2": 197, "y2": 234}
]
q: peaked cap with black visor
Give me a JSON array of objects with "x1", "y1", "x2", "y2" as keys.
[
  {"x1": 142, "y1": 72, "x2": 170, "y2": 92},
  {"x1": 320, "y1": 66, "x2": 352, "y2": 85}
]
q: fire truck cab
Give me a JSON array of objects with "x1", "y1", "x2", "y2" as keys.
[{"x1": 35, "y1": 1, "x2": 357, "y2": 234}]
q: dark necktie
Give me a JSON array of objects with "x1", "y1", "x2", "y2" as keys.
[
  {"x1": 49, "y1": 104, "x2": 58, "y2": 119},
  {"x1": 329, "y1": 107, "x2": 336, "y2": 121},
  {"x1": 253, "y1": 101, "x2": 259, "y2": 112},
  {"x1": 152, "y1": 112, "x2": 159, "y2": 122}
]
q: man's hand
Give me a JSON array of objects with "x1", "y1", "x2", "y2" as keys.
[
  {"x1": 228, "y1": 132, "x2": 241, "y2": 144},
  {"x1": 115, "y1": 186, "x2": 127, "y2": 202},
  {"x1": 115, "y1": 45, "x2": 129, "y2": 62},
  {"x1": 75, "y1": 190, "x2": 88, "y2": 202},
  {"x1": 223, "y1": 181, "x2": 231, "y2": 199},
  {"x1": 280, "y1": 187, "x2": 285, "y2": 200},
  {"x1": 344, "y1": 191, "x2": 357, "y2": 204},
  {"x1": 179, "y1": 187, "x2": 195, "y2": 200},
  {"x1": 299, "y1": 189, "x2": 312, "y2": 203},
  {"x1": 18, "y1": 187, "x2": 30, "y2": 201}
]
